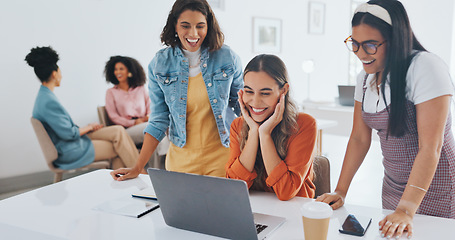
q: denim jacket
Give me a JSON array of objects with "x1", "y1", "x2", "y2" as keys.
[{"x1": 144, "y1": 45, "x2": 243, "y2": 148}]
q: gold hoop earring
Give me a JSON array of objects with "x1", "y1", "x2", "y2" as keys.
[{"x1": 128, "y1": 72, "x2": 132, "y2": 78}]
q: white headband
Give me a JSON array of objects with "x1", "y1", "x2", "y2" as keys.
[{"x1": 354, "y1": 3, "x2": 392, "y2": 26}]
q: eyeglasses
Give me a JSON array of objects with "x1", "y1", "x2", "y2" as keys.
[{"x1": 344, "y1": 36, "x2": 386, "y2": 55}]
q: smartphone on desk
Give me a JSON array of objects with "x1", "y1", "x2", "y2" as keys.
[{"x1": 339, "y1": 214, "x2": 372, "y2": 236}]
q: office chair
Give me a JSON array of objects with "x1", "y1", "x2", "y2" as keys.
[
  {"x1": 313, "y1": 155, "x2": 331, "y2": 198},
  {"x1": 97, "y1": 106, "x2": 169, "y2": 170},
  {"x1": 30, "y1": 117, "x2": 111, "y2": 183},
  {"x1": 97, "y1": 106, "x2": 113, "y2": 127}
]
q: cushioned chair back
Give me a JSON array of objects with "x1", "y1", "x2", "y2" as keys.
[
  {"x1": 30, "y1": 117, "x2": 59, "y2": 171},
  {"x1": 31, "y1": 117, "x2": 112, "y2": 183},
  {"x1": 97, "y1": 106, "x2": 113, "y2": 126},
  {"x1": 313, "y1": 155, "x2": 331, "y2": 198}
]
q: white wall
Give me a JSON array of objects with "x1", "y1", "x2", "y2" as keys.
[
  {"x1": 0, "y1": 0, "x2": 173, "y2": 178},
  {"x1": 1, "y1": 0, "x2": 454, "y2": 179},
  {"x1": 401, "y1": 0, "x2": 454, "y2": 71},
  {"x1": 220, "y1": 0, "x2": 351, "y2": 103}
]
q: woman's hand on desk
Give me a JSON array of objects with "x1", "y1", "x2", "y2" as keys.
[
  {"x1": 379, "y1": 210, "x2": 413, "y2": 239},
  {"x1": 111, "y1": 167, "x2": 142, "y2": 181},
  {"x1": 315, "y1": 191, "x2": 345, "y2": 210}
]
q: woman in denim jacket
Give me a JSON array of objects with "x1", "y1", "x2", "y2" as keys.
[{"x1": 112, "y1": 0, "x2": 243, "y2": 180}]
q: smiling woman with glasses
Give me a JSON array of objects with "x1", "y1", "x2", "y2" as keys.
[{"x1": 317, "y1": 0, "x2": 455, "y2": 239}]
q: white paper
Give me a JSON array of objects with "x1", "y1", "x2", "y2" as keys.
[{"x1": 93, "y1": 196, "x2": 159, "y2": 218}]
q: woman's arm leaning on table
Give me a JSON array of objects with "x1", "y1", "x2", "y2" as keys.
[
  {"x1": 316, "y1": 101, "x2": 372, "y2": 208},
  {"x1": 379, "y1": 95, "x2": 450, "y2": 239}
]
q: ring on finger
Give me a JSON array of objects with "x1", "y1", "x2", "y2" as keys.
[{"x1": 398, "y1": 223, "x2": 408, "y2": 231}]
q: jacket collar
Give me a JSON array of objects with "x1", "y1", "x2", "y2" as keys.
[{"x1": 174, "y1": 46, "x2": 209, "y2": 61}]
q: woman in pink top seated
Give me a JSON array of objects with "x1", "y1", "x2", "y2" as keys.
[{"x1": 104, "y1": 56, "x2": 150, "y2": 146}]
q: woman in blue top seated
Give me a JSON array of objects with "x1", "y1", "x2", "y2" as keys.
[
  {"x1": 26, "y1": 46, "x2": 139, "y2": 170},
  {"x1": 111, "y1": 0, "x2": 243, "y2": 180}
]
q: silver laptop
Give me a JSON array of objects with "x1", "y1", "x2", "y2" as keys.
[
  {"x1": 147, "y1": 168, "x2": 286, "y2": 240},
  {"x1": 338, "y1": 85, "x2": 355, "y2": 106}
]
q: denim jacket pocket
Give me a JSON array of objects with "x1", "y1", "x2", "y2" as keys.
[
  {"x1": 213, "y1": 65, "x2": 234, "y2": 100},
  {"x1": 156, "y1": 74, "x2": 179, "y2": 103}
]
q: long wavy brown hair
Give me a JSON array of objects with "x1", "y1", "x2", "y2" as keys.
[{"x1": 240, "y1": 54, "x2": 299, "y2": 189}]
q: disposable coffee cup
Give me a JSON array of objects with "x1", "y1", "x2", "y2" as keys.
[{"x1": 301, "y1": 201, "x2": 333, "y2": 240}]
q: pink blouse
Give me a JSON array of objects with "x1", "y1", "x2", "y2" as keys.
[{"x1": 105, "y1": 85, "x2": 151, "y2": 127}]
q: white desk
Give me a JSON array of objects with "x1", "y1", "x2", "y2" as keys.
[
  {"x1": 302, "y1": 101, "x2": 354, "y2": 138},
  {"x1": 1, "y1": 170, "x2": 453, "y2": 239}
]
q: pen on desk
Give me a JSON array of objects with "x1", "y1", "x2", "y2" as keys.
[
  {"x1": 137, "y1": 205, "x2": 160, "y2": 218},
  {"x1": 132, "y1": 194, "x2": 158, "y2": 201}
]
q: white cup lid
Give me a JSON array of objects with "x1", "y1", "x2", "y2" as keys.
[{"x1": 301, "y1": 202, "x2": 333, "y2": 219}]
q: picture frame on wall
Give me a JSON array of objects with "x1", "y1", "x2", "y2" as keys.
[
  {"x1": 308, "y1": 2, "x2": 325, "y2": 34},
  {"x1": 253, "y1": 17, "x2": 282, "y2": 53},
  {"x1": 207, "y1": 0, "x2": 224, "y2": 10}
]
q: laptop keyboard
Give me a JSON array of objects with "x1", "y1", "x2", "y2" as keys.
[{"x1": 255, "y1": 223, "x2": 268, "y2": 234}]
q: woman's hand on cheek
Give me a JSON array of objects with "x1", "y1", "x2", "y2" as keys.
[
  {"x1": 238, "y1": 90, "x2": 259, "y2": 131},
  {"x1": 259, "y1": 94, "x2": 285, "y2": 136}
]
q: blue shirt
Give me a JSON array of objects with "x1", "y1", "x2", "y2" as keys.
[
  {"x1": 33, "y1": 85, "x2": 94, "y2": 170},
  {"x1": 144, "y1": 45, "x2": 243, "y2": 148}
]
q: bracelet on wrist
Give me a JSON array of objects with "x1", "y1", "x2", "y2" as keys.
[{"x1": 408, "y1": 184, "x2": 427, "y2": 193}]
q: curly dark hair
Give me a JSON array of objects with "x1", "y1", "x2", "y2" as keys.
[
  {"x1": 104, "y1": 56, "x2": 146, "y2": 88},
  {"x1": 161, "y1": 0, "x2": 224, "y2": 51},
  {"x1": 25, "y1": 46, "x2": 59, "y2": 83}
]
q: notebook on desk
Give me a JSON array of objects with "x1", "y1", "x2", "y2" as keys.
[
  {"x1": 147, "y1": 168, "x2": 286, "y2": 240},
  {"x1": 93, "y1": 196, "x2": 159, "y2": 218}
]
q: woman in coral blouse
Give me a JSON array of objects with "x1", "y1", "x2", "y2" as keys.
[
  {"x1": 226, "y1": 54, "x2": 317, "y2": 201},
  {"x1": 104, "y1": 56, "x2": 150, "y2": 146}
]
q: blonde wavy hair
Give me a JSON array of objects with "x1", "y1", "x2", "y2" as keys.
[{"x1": 240, "y1": 54, "x2": 299, "y2": 188}]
